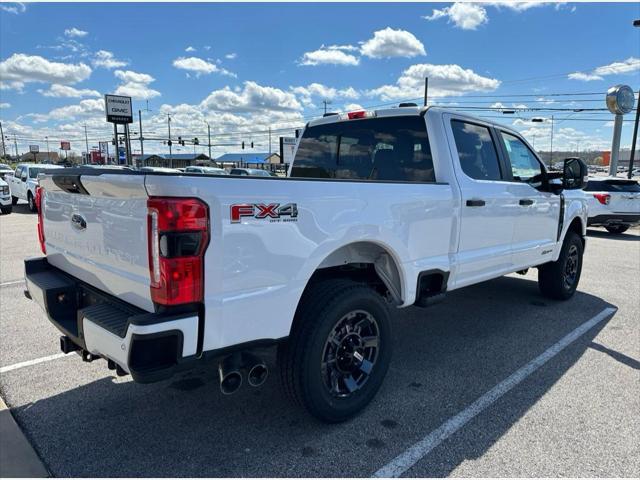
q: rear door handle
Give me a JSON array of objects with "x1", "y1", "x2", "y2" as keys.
[
  {"x1": 466, "y1": 199, "x2": 486, "y2": 207},
  {"x1": 519, "y1": 199, "x2": 534, "y2": 206}
]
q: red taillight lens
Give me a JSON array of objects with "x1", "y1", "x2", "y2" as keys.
[
  {"x1": 35, "y1": 186, "x2": 46, "y2": 254},
  {"x1": 347, "y1": 110, "x2": 367, "y2": 120},
  {"x1": 593, "y1": 193, "x2": 610, "y2": 205},
  {"x1": 147, "y1": 197, "x2": 209, "y2": 306}
]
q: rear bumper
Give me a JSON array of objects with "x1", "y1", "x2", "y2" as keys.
[
  {"x1": 587, "y1": 214, "x2": 640, "y2": 227},
  {"x1": 24, "y1": 257, "x2": 199, "y2": 383}
]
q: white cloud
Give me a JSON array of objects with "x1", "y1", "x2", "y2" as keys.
[
  {"x1": 291, "y1": 83, "x2": 359, "y2": 106},
  {"x1": 568, "y1": 72, "x2": 603, "y2": 82},
  {"x1": 200, "y1": 81, "x2": 302, "y2": 113},
  {"x1": 0, "y1": 102, "x2": 10, "y2": 109},
  {"x1": 38, "y1": 84, "x2": 101, "y2": 98},
  {"x1": 568, "y1": 57, "x2": 640, "y2": 82},
  {"x1": 593, "y1": 57, "x2": 640, "y2": 76},
  {"x1": 185, "y1": 46, "x2": 196, "y2": 52},
  {"x1": 0, "y1": 2, "x2": 26, "y2": 14},
  {"x1": 172, "y1": 56, "x2": 236, "y2": 77},
  {"x1": 92, "y1": 50, "x2": 128, "y2": 69},
  {"x1": 368, "y1": 63, "x2": 500, "y2": 100},
  {"x1": 225, "y1": 53, "x2": 237, "y2": 60},
  {"x1": 64, "y1": 27, "x2": 88, "y2": 38},
  {"x1": 343, "y1": 103, "x2": 364, "y2": 112},
  {"x1": 300, "y1": 45, "x2": 360, "y2": 66},
  {"x1": 0, "y1": 80, "x2": 25, "y2": 92},
  {"x1": 114, "y1": 69, "x2": 154, "y2": 84},
  {"x1": 31, "y1": 98, "x2": 105, "y2": 123},
  {"x1": 360, "y1": 28, "x2": 426, "y2": 58},
  {"x1": 423, "y1": 3, "x2": 488, "y2": 30},
  {"x1": 113, "y1": 70, "x2": 160, "y2": 100},
  {"x1": 0, "y1": 53, "x2": 92, "y2": 86}
]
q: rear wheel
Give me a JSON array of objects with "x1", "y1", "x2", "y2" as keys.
[
  {"x1": 538, "y1": 231, "x2": 583, "y2": 300},
  {"x1": 279, "y1": 279, "x2": 392, "y2": 423},
  {"x1": 605, "y1": 225, "x2": 629, "y2": 234},
  {"x1": 27, "y1": 192, "x2": 36, "y2": 212}
]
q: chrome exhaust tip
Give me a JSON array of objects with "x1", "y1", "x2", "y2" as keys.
[
  {"x1": 218, "y1": 355, "x2": 243, "y2": 395},
  {"x1": 243, "y1": 352, "x2": 269, "y2": 387}
]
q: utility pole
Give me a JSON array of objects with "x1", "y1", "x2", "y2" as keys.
[
  {"x1": 322, "y1": 100, "x2": 331, "y2": 115},
  {"x1": 13, "y1": 134, "x2": 18, "y2": 158},
  {"x1": 0, "y1": 121, "x2": 5, "y2": 159},
  {"x1": 167, "y1": 114, "x2": 172, "y2": 168},
  {"x1": 124, "y1": 123, "x2": 132, "y2": 166},
  {"x1": 206, "y1": 122, "x2": 212, "y2": 160},
  {"x1": 550, "y1": 115, "x2": 554, "y2": 166},
  {"x1": 84, "y1": 124, "x2": 89, "y2": 164},
  {"x1": 268, "y1": 127, "x2": 272, "y2": 155},
  {"x1": 424, "y1": 77, "x2": 429, "y2": 107},
  {"x1": 139, "y1": 110, "x2": 144, "y2": 156},
  {"x1": 45, "y1": 136, "x2": 50, "y2": 162}
]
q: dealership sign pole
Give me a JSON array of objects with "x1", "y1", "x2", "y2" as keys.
[
  {"x1": 606, "y1": 85, "x2": 635, "y2": 176},
  {"x1": 29, "y1": 144, "x2": 39, "y2": 163},
  {"x1": 105, "y1": 94, "x2": 133, "y2": 165}
]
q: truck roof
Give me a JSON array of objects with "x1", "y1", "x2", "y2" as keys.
[{"x1": 306, "y1": 105, "x2": 514, "y2": 133}]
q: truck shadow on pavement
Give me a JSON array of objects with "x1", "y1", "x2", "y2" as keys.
[
  {"x1": 8, "y1": 275, "x2": 617, "y2": 477},
  {"x1": 586, "y1": 228, "x2": 639, "y2": 241}
]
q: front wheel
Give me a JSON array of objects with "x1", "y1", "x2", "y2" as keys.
[
  {"x1": 0, "y1": 206, "x2": 12, "y2": 215},
  {"x1": 279, "y1": 279, "x2": 392, "y2": 423},
  {"x1": 605, "y1": 225, "x2": 629, "y2": 234},
  {"x1": 538, "y1": 231, "x2": 583, "y2": 300}
]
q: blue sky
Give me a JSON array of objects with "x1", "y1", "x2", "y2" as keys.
[{"x1": 0, "y1": 1, "x2": 639, "y2": 157}]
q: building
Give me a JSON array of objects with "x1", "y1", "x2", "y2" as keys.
[
  {"x1": 215, "y1": 152, "x2": 281, "y2": 168},
  {"x1": 18, "y1": 152, "x2": 61, "y2": 164},
  {"x1": 133, "y1": 153, "x2": 213, "y2": 169}
]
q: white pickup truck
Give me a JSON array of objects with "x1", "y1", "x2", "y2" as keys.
[
  {"x1": 7, "y1": 163, "x2": 64, "y2": 211},
  {"x1": 25, "y1": 106, "x2": 588, "y2": 422}
]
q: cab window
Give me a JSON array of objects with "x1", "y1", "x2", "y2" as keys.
[
  {"x1": 499, "y1": 131, "x2": 543, "y2": 182},
  {"x1": 15, "y1": 166, "x2": 23, "y2": 178},
  {"x1": 451, "y1": 121, "x2": 502, "y2": 181}
]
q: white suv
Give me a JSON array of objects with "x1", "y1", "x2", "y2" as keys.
[
  {"x1": 0, "y1": 178, "x2": 11, "y2": 214},
  {"x1": 583, "y1": 177, "x2": 640, "y2": 234}
]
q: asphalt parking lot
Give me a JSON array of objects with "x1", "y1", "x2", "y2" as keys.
[{"x1": 0, "y1": 201, "x2": 638, "y2": 477}]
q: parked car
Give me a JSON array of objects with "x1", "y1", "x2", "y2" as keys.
[
  {"x1": 0, "y1": 178, "x2": 11, "y2": 214},
  {"x1": 229, "y1": 167, "x2": 272, "y2": 177},
  {"x1": 25, "y1": 106, "x2": 588, "y2": 422},
  {"x1": 184, "y1": 166, "x2": 229, "y2": 175},
  {"x1": 7, "y1": 163, "x2": 64, "y2": 211},
  {"x1": 0, "y1": 163, "x2": 13, "y2": 181},
  {"x1": 582, "y1": 177, "x2": 640, "y2": 234}
]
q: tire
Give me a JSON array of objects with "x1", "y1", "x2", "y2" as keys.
[
  {"x1": 0, "y1": 206, "x2": 12, "y2": 215},
  {"x1": 538, "y1": 232, "x2": 583, "y2": 300},
  {"x1": 27, "y1": 192, "x2": 36, "y2": 212},
  {"x1": 605, "y1": 225, "x2": 629, "y2": 234},
  {"x1": 278, "y1": 279, "x2": 392, "y2": 423},
  {"x1": 11, "y1": 196, "x2": 18, "y2": 205}
]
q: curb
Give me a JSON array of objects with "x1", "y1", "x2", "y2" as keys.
[{"x1": 0, "y1": 397, "x2": 49, "y2": 478}]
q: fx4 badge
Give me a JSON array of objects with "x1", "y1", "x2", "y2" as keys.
[{"x1": 230, "y1": 203, "x2": 298, "y2": 223}]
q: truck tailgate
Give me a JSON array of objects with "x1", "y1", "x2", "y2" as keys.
[{"x1": 39, "y1": 173, "x2": 153, "y2": 311}]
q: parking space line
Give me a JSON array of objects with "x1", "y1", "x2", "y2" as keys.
[
  {"x1": 373, "y1": 307, "x2": 617, "y2": 478},
  {"x1": 0, "y1": 353, "x2": 70, "y2": 375},
  {"x1": 0, "y1": 280, "x2": 24, "y2": 288}
]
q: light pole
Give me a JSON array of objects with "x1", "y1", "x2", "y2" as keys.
[
  {"x1": 205, "y1": 121, "x2": 212, "y2": 160},
  {"x1": 84, "y1": 124, "x2": 89, "y2": 163},
  {"x1": 167, "y1": 113, "x2": 173, "y2": 168},
  {"x1": 606, "y1": 85, "x2": 635, "y2": 176},
  {"x1": 45, "y1": 136, "x2": 50, "y2": 162}
]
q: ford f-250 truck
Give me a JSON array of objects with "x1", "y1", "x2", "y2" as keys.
[{"x1": 24, "y1": 106, "x2": 588, "y2": 422}]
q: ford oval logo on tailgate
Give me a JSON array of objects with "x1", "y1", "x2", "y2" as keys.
[{"x1": 71, "y1": 213, "x2": 87, "y2": 231}]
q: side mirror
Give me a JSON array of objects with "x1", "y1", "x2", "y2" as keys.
[
  {"x1": 562, "y1": 157, "x2": 588, "y2": 190},
  {"x1": 21, "y1": 174, "x2": 27, "y2": 182}
]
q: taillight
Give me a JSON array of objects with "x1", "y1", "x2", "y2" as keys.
[
  {"x1": 35, "y1": 186, "x2": 46, "y2": 254},
  {"x1": 593, "y1": 193, "x2": 610, "y2": 205},
  {"x1": 147, "y1": 197, "x2": 209, "y2": 306}
]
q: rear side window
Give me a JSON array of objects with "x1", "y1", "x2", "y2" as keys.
[
  {"x1": 584, "y1": 180, "x2": 640, "y2": 192},
  {"x1": 451, "y1": 120, "x2": 502, "y2": 181},
  {"x1": 291, "y1": 116, "x2": 435, "y2": 182}
]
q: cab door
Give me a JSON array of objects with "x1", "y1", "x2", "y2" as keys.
[
  {"x1": 12, "y1": 166, "x2": 26, "y2": 199},
  {"x1": 444, "y1": 115, "x2": 518, "y2": 288},
  {"x1": 496, "y1": 130, "x2": 560, "y2": 268}
]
